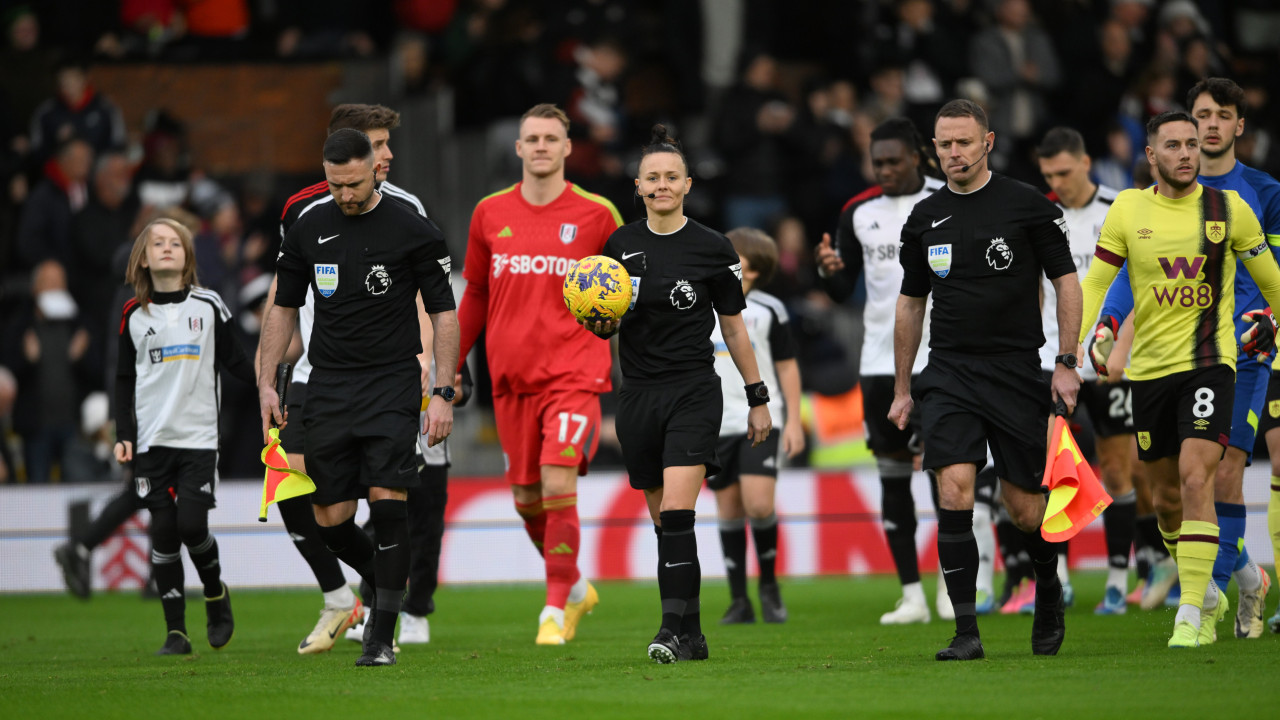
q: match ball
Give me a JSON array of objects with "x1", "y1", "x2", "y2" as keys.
[{"x1": 563, "y1": 255, "x2": 633, "y2": 323}]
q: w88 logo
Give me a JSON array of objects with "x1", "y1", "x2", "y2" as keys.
[{"x1": 1151, "y1": 284, "x2": 1212, "y2": 308}]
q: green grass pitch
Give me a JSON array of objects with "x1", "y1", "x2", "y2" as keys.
[{"x1": 3, "y1": 573, "x2": 1276, "y2": 719}]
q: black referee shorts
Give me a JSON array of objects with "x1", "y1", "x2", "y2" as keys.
[
  {"x1": 617, "y1": 374, "x2": 723, "y2": 490},
  {"x1": 915, "y1": 351, "x2": 1049, "y2": 492},
  {"x1": 305, "y1": 361, "x2": 421, "y2": 505},
  {"x1": 861, "y1": 374, "x2": 919, "y2": 455},
  {"x1": 277, "y1": 381, "x2": 308, "y2": 454},
  {"x1": 706, "y1": 430, "x2": 781, "y2": 490}
]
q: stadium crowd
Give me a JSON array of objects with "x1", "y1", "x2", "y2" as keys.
[{"x1": 1, "y1": 0, "x2": 1278, "y2": 491}]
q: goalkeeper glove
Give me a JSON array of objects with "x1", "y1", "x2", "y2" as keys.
[
  {"x1": 1088, "y1": 315, "x2": 1120, "y2": 377},
  {"x1": 1240, "y1": 307, "x2": 1277, "y2": 364}
]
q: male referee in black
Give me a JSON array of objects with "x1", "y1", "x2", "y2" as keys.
[
  {"x1": 258, "y1": 128, "x2": 459, "y2": 667},
  {"x1": 890, "y1": 99, "x2": 1081, "y2": 661}
]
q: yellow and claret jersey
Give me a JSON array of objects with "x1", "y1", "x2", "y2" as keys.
[{"x1": 1080, "y1": 184, "x2": 1279, "y2": 381}]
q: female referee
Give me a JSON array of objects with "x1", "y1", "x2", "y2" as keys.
[{"x1": 579, "y1": 125, "x2": 771, "y2": 663}]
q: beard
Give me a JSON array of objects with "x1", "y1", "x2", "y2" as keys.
[{"x1": 1155, "y1": 157, "x2": 1198, "y2": 192}]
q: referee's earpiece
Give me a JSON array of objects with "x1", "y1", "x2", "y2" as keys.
[{"x1": 985, "y1": 143, "x2": 990, "y2": 152}]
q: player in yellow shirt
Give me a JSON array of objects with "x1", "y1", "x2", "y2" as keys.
[{"x1": 1081, "y1": 111, "x2": 1280, "y2": 648}]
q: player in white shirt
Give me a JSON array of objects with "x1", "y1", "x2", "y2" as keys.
[
  {"x1": 1035, "y1": 127, "x2": 1141, "y2": 615},
  {"x1": 708, "y1": 228, "x2": 805, "y2": 624},
  {"x1": 816, "y1": 118, "x2": 995, "y2": 623}
]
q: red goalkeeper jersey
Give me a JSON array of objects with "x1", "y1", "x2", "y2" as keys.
[{"x1": 459, "y1": 181, "x2": 623, "y2": 395}]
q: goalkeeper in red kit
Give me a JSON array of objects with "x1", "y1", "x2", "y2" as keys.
[{"x1": 456, "y1": 104, "x2": 623, "y2": 644}]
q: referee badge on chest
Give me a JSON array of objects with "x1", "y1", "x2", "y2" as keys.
[
  {"x1": 928, "y1": 243, "x2": 952, "y2": 278},
  {"x1": 314, "y1": 264, "x2": 339, "y2": 298}
]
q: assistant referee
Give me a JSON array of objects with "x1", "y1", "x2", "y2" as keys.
[
  {"x1": 258, "y1": 128, "x2": 459, "y2": 667},
  {"x1": 891, "y1": 99, "x2": 1081, "y2": 661}
]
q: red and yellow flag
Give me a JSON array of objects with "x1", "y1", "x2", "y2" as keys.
[
  {"x1": 259, "y1": 427, "x2": 315, "y2": 521},
  {"x1": 1041, "y1": 415, "x2": 1112, "y2": 542}
]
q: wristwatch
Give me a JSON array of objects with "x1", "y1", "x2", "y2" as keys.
[
  {"x1": 432, "y1": 386, "x2": 457, "y2": 402},
  {"x1": 746, "y1": 382, "x2": 770, "y2": 407},
  {"x1": 1055, "y1": 353, "x2": 1078, "y2": 370}
]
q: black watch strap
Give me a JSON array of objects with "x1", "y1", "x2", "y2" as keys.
[
  {"x1": 746, "y1": 382, "x2": 770, "y2": 408},
  {"x1": 1055, "y1": 353, "x2": 1078, "y2": 369}
]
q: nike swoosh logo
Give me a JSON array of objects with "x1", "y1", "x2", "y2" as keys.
[
  {"x1": 931, "y1": 216, "x2": 952, "y2": 228},
  {"x1": 327, "y1": 625, "x2": 341, "y2": 639},
  {"x1": 664, "y1": 561, "x2": 692, "y2": 568},
  {"x1": 318, "y1": 234, "x2": 339, "y2": 244},
  {"x1": 378, "y1": 543, "x2": 399, "y2": 551},
  {"x1": 943, "y1": 567, "x2": 963, "y2": 575},
  {"x1": 621, "y1": 251, "x2": 643, "y2": 260}
]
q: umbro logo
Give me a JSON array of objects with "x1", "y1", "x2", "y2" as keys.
[
  {"x1": 1138, "y1": 228, "x2": 1153, "y2": 238},
  {"x1": 497, "y1": 226, "x2": 513, "y2": 238}
]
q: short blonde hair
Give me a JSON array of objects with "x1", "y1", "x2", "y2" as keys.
[{"x1": 520, "y1": 103, "x2": 570, "y2": 133}]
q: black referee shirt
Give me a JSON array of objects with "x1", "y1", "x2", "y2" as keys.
[
  {"x1": 899, "y1": 173, "x2": 1074, "y2": 355},
  {"x1": 604, "y1": 218, "x2": 747, "y2": 386},
  {"x1": 275, "y1": 193, "x2": 454, "y2": 371}
]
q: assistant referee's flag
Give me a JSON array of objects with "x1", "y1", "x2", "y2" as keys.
[
  {"x1": 258, "y1": 427, "x2": 315, "y2": 521},
  {"x1": 1041, "y1": 410, "x2": 1112, "y2": 542}
]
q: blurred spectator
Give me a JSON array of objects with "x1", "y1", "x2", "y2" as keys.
[
  {"x1": 714, "y1": 50, "x2": 803, "y2": 231},
  {"x1": 2, "y1": 260, "x2": 98, "y2": 483},
  {"x1": 790, "y1": 77, "x2": 865, "y2": 238},
  {"x1": 0, "y1": 365, "x2": 15, "y2": 482},
  {"x1": 861, "y1": 63, "x2": 907, "y2": 125},
  {"x1": 1092, "y1": 121, "x2": 1136, "y2": 191},
  {"x1": 166, "y1": 0, "x2": 252, "y2": 61},
  {"x1": 193, "y1": 196, "x2": 246, "y2": 308},
  {"x1": 71, "y1": 151, "x2": 140, "y2": 353},
  {"x1": 391, "y1": 32, "x2": 440, "y2": 97},
  {"x1": 235, "y1": 171, "x2": 279, "y2": 278},
  {"x1": 16, "y1": 135, "x2": 92, "y2": 270},
  {"x1": 872, "y1": 0, "x2": 964, "y2": 125},
  {"x1": 0, "y1": 6, "x2": 58, "y2": 156},
  {"x1": 276, "y1": 0, "x2": 382, "y2": 59},
  {"x1": 563, "y1": 36, "x2": 628, "y2": 181},
  {"x1": 1068, "y1": 18, "x2": 1137, "y2": 157},
  {"x1": 132, "y1": 109, "x2": 225, "y2": 217},
  {"x1": 28, "y1": 57, "x2": 125, "y2": 166},
  {"x1": 445, "y1": 0, "x2": 550, "y2": 127},
  {"x1": 969, "y1": 0, "x2": 1061, "y2": 179}
]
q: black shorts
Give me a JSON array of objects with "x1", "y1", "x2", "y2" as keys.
[
  {"x1": 1131, "y1": 364, "x2": 1234, "y2": 461},
  {"x1": 277, "y1": 381, "x2": 308, "y2": 453},
  {"x1": 706, "y1": 430, "x2": 781, "y2": 490},
  {"x1": 305, "y1": 361, "x2": 422, "y2": 505},
  {"x1": 915, "y1": 351, "x2": 1049, "y2": 492},
  {"x1": 133, "y1": 446, "x2": 218, "y2": 510},
  {"x1": 1077, "y1": 379, "x2": 1134, "y2": 438},
  {"x1": 617, "y1": 374, "x2": 723, "y2": 490},
  {"x1": 861, "y1": 375, "x2": 919, "y2": 455},
  {"x1": 1259, "y1": 369, "x2": 1280, "y2": 435}
]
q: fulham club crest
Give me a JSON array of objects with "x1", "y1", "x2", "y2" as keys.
[
  {"x1": 189, "y1": 317, "x2": 203, "y2": 333},
  {"x1": 559, "y1": 223, "x2": 578, "y2": 244}
]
